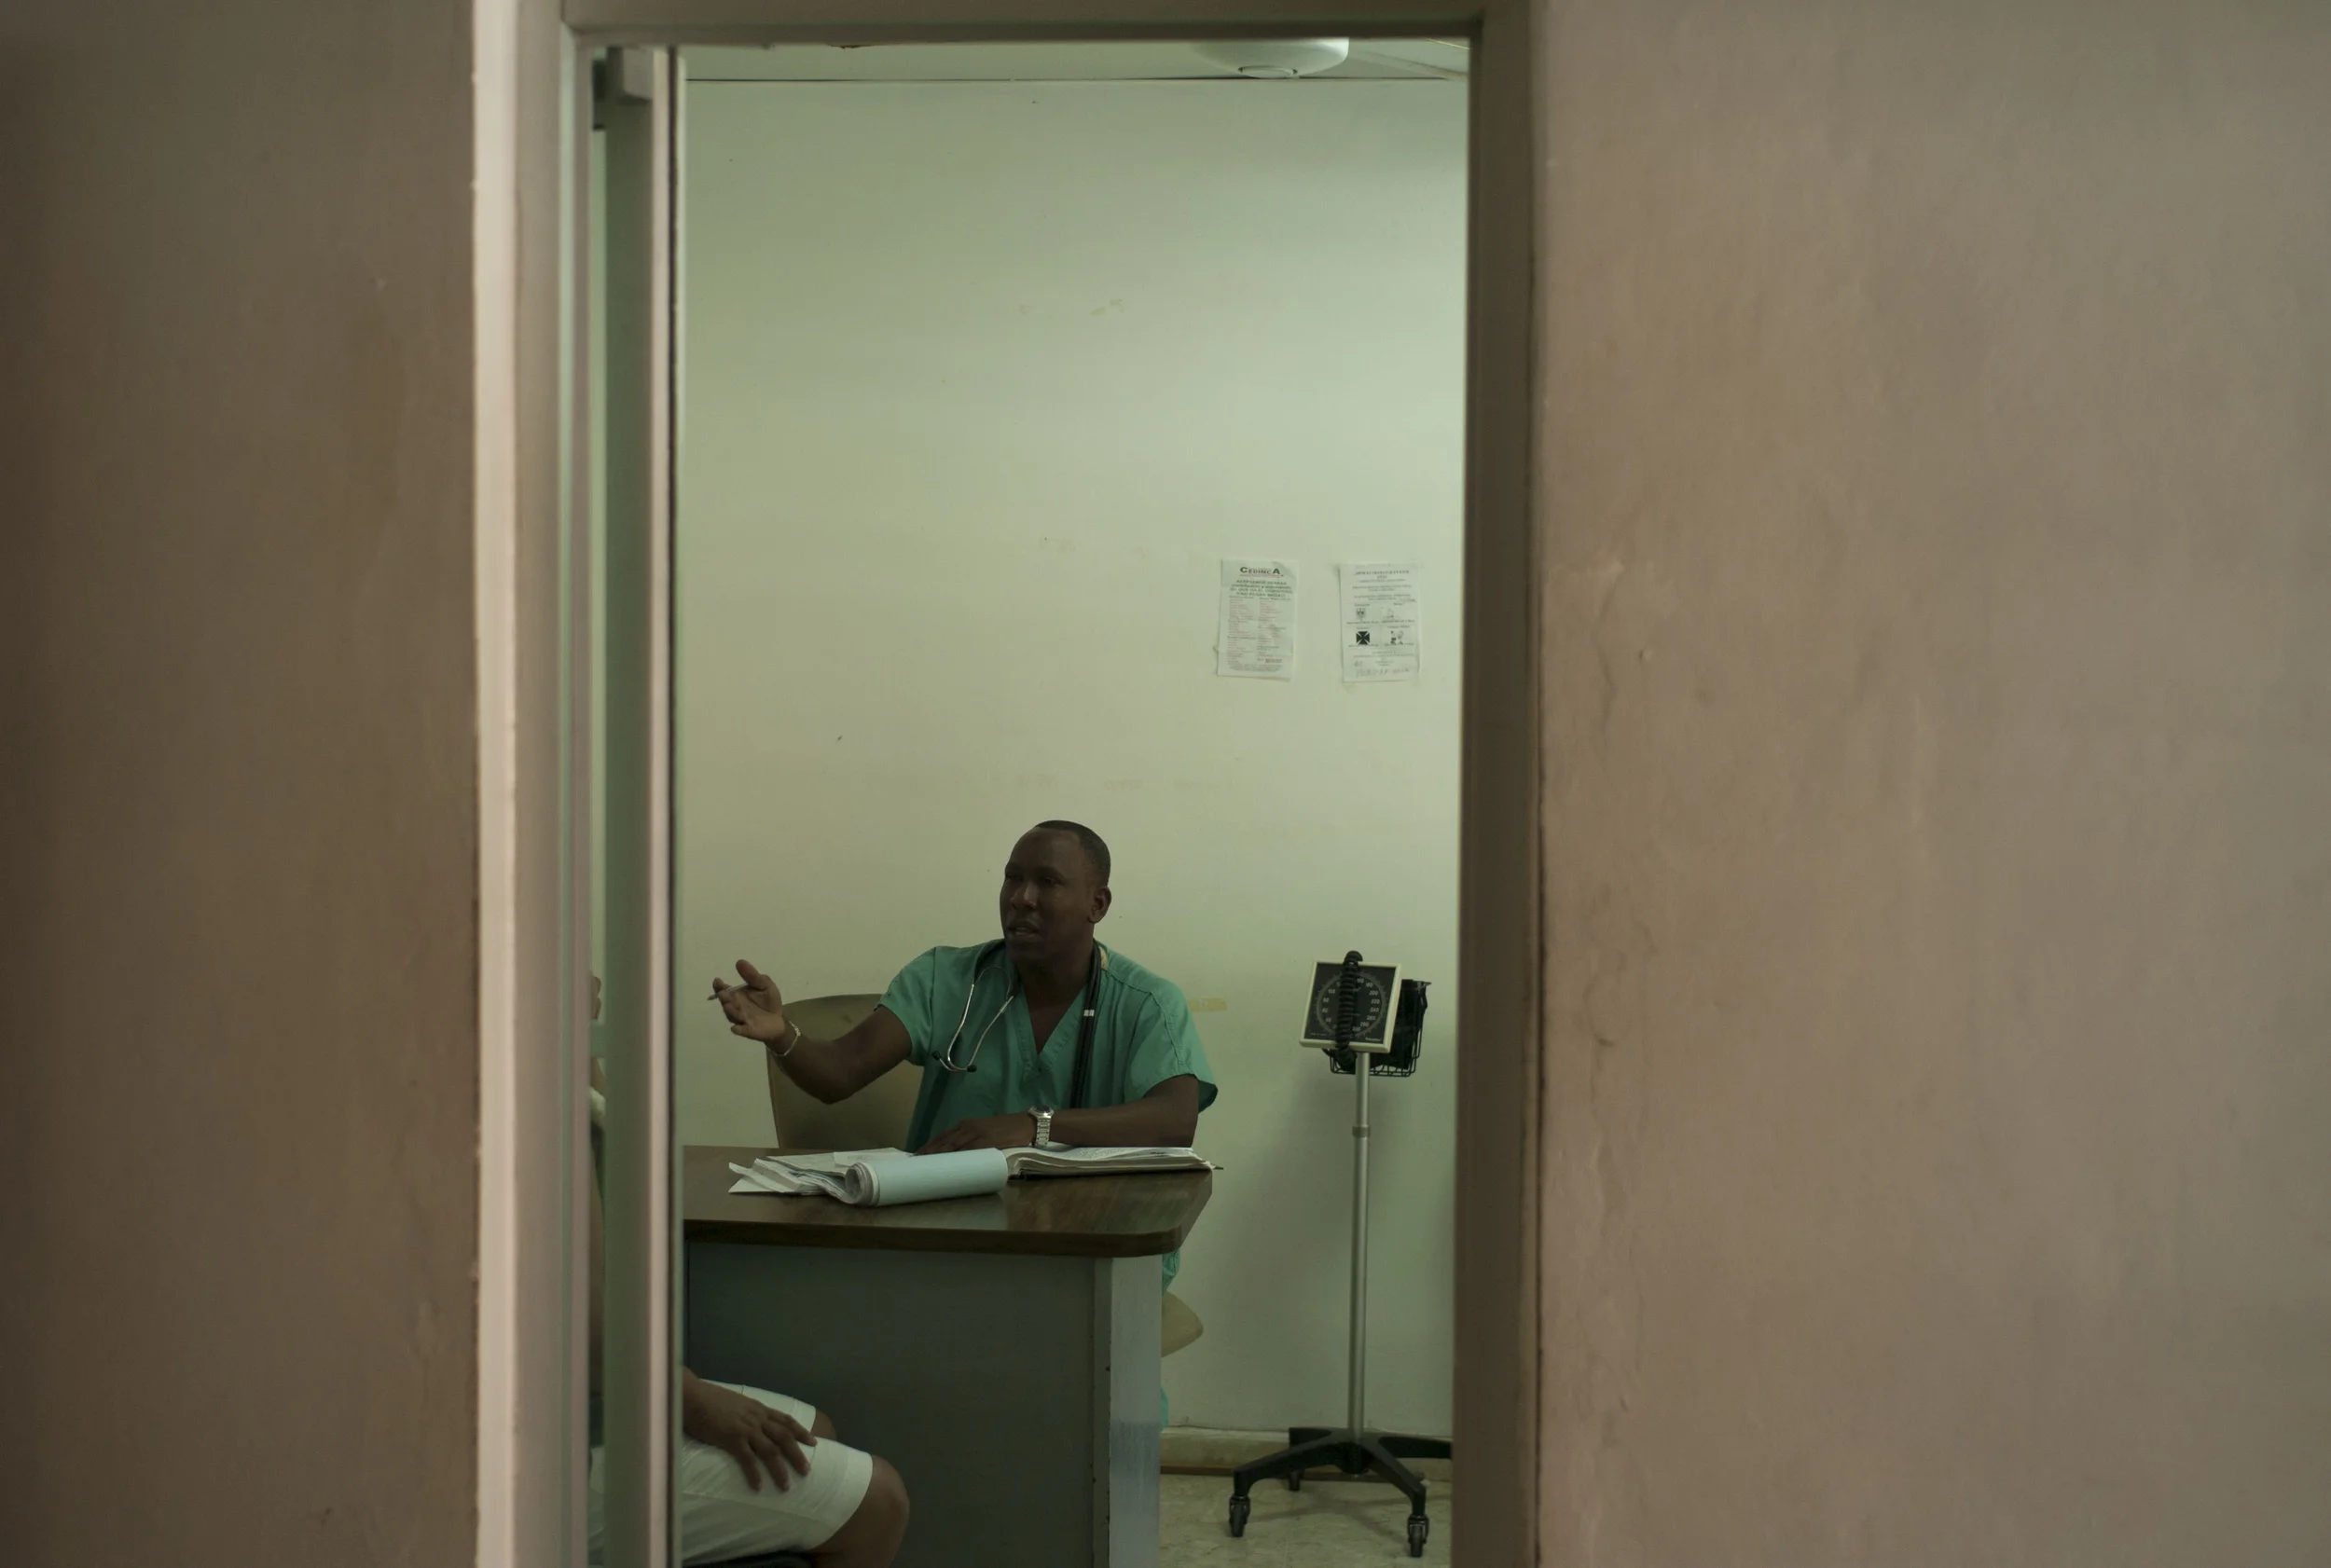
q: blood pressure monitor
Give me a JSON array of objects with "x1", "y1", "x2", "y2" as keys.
[
  {"x1": 1299, "y1": 959, "x2": 1400, "y2": 1052},
  {"x1": 1298, "y1": 952, "x2": 1429, "y2": 1078}
]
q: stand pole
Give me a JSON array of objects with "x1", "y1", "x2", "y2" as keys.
[
  {"x1": 1226, "y1": 955, "x2": 1447, "y2": 1558},
  {"x1": 1347, "y1": 1053, "x2": 1371, "y2": 1435}
]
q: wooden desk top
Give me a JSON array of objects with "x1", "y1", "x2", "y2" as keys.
[{"x1": 683, "y1": 1146, "x2": 1213, "y2": 1259}]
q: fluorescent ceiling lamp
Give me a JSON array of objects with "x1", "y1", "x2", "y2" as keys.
[{"x1": 685, "y1": 39, "x2": 1469, "y2": 84}]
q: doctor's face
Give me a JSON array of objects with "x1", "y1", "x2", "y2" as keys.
[{"x1": 1000, "y1": 830, "x2": 1110, "y2": 962}]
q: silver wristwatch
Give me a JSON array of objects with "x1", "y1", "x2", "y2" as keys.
[{"x1": 1031, "y1": 1107, "x2": 1055, "y2": 1148}]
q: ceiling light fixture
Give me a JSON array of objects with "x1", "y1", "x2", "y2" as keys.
[{"x1": 1192, "y1": 38, "x2": 1351, "y2": 78}]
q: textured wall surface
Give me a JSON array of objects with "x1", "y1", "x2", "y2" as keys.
[
  {"x1": 0, "y1": 3, "x2": 481, "y2": 1561},
  {"x1": 1534, "y1": 2, "x2": 2331, "y2": 1563},
  {"x1": 7, "y1": 1, "x2": 2326, "y2": 1561}
]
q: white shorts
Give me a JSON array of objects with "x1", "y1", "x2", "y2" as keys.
[{"x1": 588, "y1": 1383, "x2": 877, "y2": 1564}]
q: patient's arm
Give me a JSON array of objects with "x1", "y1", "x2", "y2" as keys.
[
  {"x1": 589, "y1": 1067, "x2": 809, "y2": 1489},
  {"x1": 682, "y1": 1370, "x2": 815, "y2": 1492},
  {"x1": 714, "y1": 959, "x2": 911, "y2": 1106},
  {"x1": 587, "y1": 1114, "x2": 603, "y2": 1394}
]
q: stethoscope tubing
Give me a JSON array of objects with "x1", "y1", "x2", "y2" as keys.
[
  {"x1": 936, "y1": 940, "x2": 1014, "y2": 1074},
  {"x1": 935, "y1": 939, "x2": 1107, "y2": 1101}
]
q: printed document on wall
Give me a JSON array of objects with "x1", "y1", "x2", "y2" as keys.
[
  {"x1": 1339, "y1": 562, "x2": 1421, "y2": 682},
  {"x1": 1217, "y1": 559, "x2": 1298, "y2": 680}
]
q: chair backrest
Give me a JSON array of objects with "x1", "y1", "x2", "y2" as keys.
[
  {"x1": 764, "y1": 994, "x2": 924, "y2": 1150},
  {"x1": 1161, "y1": 1289, "x2": 1205, "y2": 1356}
]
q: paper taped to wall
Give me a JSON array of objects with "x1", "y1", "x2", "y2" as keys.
[
  {"x1": 1218, "y1": 559, "x2": 1298, "y2": 679},
  {"x1": 1340, "y1": 562, "x2": 1421, "y2": 682}
]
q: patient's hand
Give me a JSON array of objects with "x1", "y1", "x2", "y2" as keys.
[
  {"x1": 919, "y1": 1112, "x2": 1038, "y2": 1155},
  {"x1": 711, "y1": 959, "x2": 793, "y2": 1047},
  {"x1": 682, "y1": 1370, "x2": 815, "y2": 1492}
]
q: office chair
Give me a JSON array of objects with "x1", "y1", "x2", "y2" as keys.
[
  {"x1": 766, "y1": 993, "x2": 1206, "y2": 1360},
  {"x1": 1162, "y1": 1286, "x2": 1205, "y2": 1355},
  {"x1": 764, "y1": 994, "x2": 926, "y2": 1153}
]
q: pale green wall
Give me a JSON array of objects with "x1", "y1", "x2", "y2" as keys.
[{"x1": 673, "y1": 77, "x2": 1467, "y2": 1435}]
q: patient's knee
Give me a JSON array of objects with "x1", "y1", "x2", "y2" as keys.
[
  {"x1": 810, "y1": 1410, "x2": 837, "y2": 1440},
  {"x1": 808, "y1": 1455, "x2": 908, "y2": 1565},
  {"x1": 853, "y1": 1458, "x2": 910, "y2": 1550},
  {"x1": 862, "y1": 1457, "x2": 909, "y2": 1534}
]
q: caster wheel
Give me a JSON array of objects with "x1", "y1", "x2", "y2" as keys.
[
  {"x1": 1285, "y1": 1469, "x2": 1303, "y2": 1492},
  {"x1": 1407, "y1": 1516, "x2": 1429, "y2": 1557},
  {"x1": 1228, "y1": 1494, "x2": 1250, "y2": 1537}
]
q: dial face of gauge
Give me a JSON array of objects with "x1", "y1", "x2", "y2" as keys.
[{"x1": 1311, "y1": 969, "x2": 1391, "y2": 1042}]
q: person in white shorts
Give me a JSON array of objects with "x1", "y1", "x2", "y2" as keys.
[
  {"x1": 583, "y1": 1372, "x2": 904, "y2": 1567},
  {"x1": 589, "y1": 986, "x2": 908, "y2": 1566}
]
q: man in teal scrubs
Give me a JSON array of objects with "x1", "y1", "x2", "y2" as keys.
[{"x1": 710, "y1": 819, "x2": 1217, "y2": 1291}]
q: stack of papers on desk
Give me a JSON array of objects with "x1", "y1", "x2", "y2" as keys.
[{"x1": 726, "y1": 1146, "x2": 1216, "y2": 1208}]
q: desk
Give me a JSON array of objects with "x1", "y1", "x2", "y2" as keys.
[{"x1": 683, "y1": 1146, "x2": 1212, "y2": 1568}]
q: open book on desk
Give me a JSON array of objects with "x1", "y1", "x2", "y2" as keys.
[{"x1": 727, "y1": 1146, "x2": 1217, "y2": 1208}]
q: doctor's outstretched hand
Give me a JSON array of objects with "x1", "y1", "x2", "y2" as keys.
[{"x1": 710, "y1": 959, "x2": 793, "y2": 1047}]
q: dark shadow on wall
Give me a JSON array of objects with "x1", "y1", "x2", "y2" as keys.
[{"x1": 0, "y1": 34, "x2": 76, "y2": 1561}]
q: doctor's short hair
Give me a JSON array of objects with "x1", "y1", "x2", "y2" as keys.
[{"x1": 1032, "y1": 819, "x2": 1111, "y2": 887}]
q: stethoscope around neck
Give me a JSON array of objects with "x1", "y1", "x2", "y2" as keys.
[{"x1": 936, "y1": 939, "x2": 1109, "y2": 1108}]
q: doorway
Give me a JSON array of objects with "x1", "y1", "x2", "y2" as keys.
[
  {"x1": 531, "y1": 9, "x2": 1539, "y2": 1567},
  {"x1": 674, "y1": 36, "x2": 1464, "y2": 1566}
]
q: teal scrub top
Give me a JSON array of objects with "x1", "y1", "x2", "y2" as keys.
[{"x1": 879, "y1": 941, "x2": 1218, "y2": 1289}]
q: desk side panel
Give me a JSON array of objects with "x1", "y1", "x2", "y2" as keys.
[
  {"x1": 687, "y1": 1243, "x2": 1100, "y2": 1568},
  {"x1": 1098, "y1": 1256, "x2": 1163, "y2": 1568}
]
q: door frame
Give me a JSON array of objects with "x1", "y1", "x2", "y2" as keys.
[{"x1": 474, "y1": 3, "x2": 1542, "y2": 1562}]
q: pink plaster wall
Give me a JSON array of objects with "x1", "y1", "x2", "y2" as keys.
[
  {"x1": 1534, "y1": 3, "x2": 2331, "y2": 1562},
  {"x1": 0, "y1": 3, "x2": 482, "y2": 1561}
]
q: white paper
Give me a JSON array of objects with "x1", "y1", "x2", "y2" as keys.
[
  {"x1": 725, "y1": 1146, "x2": 1218, "y2": 1205},
  {"x1": 1339, "y1": 562, "x2": 1422, "y2": 682},
  {"x1": 1217, "y1": 559, "x2": 1298, "y2": 679},
  {"x1": 727, "y1": 1148, "x2": 1001, "y2": 1206}
]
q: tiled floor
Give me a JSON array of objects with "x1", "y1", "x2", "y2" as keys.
[{"x1": 1159, "y1": 1474, "x2": 1453, "y2": 1567}]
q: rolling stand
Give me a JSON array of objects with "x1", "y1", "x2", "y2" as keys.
[{"x1": 1228, "y1": 953, "x2": 1451, "y2": 1558}]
